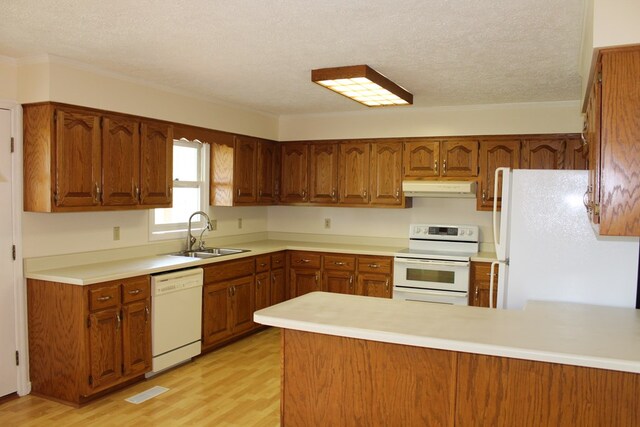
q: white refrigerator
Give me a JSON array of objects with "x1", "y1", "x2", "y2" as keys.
[{"x1": 492, "y1": 168, "x2": 640, "y2": 310}]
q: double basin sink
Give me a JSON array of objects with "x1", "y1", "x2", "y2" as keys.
[{"x1": 169, "y1": 247, "x2": 249, "y2": 259}]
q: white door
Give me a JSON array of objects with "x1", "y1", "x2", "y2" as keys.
[{"x1": 0, "y1": 108, "x2": 17, "y2": 397}]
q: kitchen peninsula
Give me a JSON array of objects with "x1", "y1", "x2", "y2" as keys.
[{"x1": 254, "y1": 292, "x2": 640, "y2": 426}]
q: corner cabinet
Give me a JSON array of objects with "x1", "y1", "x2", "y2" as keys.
[
  {"x1": 27, "y1": 276, "x2": 151, "y2": 405},
  {"x1": 584, "y1": 46, "x2": 640, "y2": 236},
  {"x1": 23, "y1": 103, "x2": 173, "y2": 212}
]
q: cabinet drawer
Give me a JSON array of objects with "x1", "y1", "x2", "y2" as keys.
[
  {"x1": 271, "y1": 252, "x2": 286, "y2": 269},
  {"x1": 121, "y1": 276, "x2": 150, "y2": 304},
  {"x1": 323, "y1": 254, "x2": 356, "y2": 271},
  {"x1": 205, "y1": 257, "x2": 255, "y2": 284},
  {"x1": 255, "y1": 255, "x2": 270, "y2": 273},
  {"x1": 357, "y1": 256, "x2": 392, "y2": 274},
  {"x1": 88, "y1": 285, "x2": 120, "y2": 311},
  {"x1": 289, "y1": 252, "x2": 321, "y2": 269}
]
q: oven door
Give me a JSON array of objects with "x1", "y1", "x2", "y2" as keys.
[
  {"x1": 393, "y1": 257, "x2": 470, "y2": 293},
  {"x1": 393, "y1": 287, "x2": 468, "y2": 305}
]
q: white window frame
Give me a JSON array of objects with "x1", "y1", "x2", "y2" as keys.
[{"x1": 149, "y1": 139, "x2": 209, "y2": 241}]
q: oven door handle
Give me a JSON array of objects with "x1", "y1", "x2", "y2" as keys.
[
  {"x1": 404, "y1": 289, "x2": 468, "y2": 298},
  {"x1": 395, "y1": 258, "x2": 470, "y2": 267}
]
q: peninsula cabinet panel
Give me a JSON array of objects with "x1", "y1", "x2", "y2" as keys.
[
  {"x1": 309, "y1": 142, "x2": 339, "y2": 204},
  {"x1": 370, "y1": 141, "x2": 403, "y2": 206},
  {"x1": 403, "y1": 139, "x2": 439, "y2": 178},
  {"x1": 233, "y1": 135, "x2": 258, "y2": 204},
  {"x1": 477, "y1": 139, "x2": 520, "y2": 211},
  {"x1": 339, "y1": 141, "x2": 370, "y2": 205},
  {"x1": 280, "y1": 142, "x2": 309, "y2": 203},
  {"x1": 587, "y1": 47, "x2": 640, "y2": 236},
  {"x1": 139, "y1": 120, "x2": 173, "y2": 206},
  {"x1": 282, "y1": 330, "x2": 457, "y2": 426},
  {"x1": 456, "y1": 353, "x2": 640, "y2": 426},
  {"x1": 101, "y1": 115, "x2": 140, "y2": 206}
]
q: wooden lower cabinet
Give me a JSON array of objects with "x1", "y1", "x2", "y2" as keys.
[
  {"x1": 202, "y1": 258, "x2": 255, "y2": 350},
  {"x1": 323, "y1": 254, "x2": 356, "y2": 295},
  {"x1": 27, "y1": 275, "x2": 151, "y2": 405},
  {"x1": 356, "y1": 256, "x2": 392, "y2": 298},
  {"x1": 289, "y1": 251, "x2": 322, "y2": 297},
  {"x1": 281, "y1": 329, "x2": 640, "y2": 426},
  {"x1": 469, "y1": 261, "x2": 499, "y2": 308}
]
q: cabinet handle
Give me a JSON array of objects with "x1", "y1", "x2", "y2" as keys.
[
  {"x1": 134, "y1": 184, "x2": 140, "y2": 201},
  {"x1": 168, "y1": 186, "x2": 172, "y2": 197},
  {"x1": 434, "y1": 160, "x2": 438, "y2": 173},
  {"x1": 257, "y1": 280, "x2": 261, "y2": 288},
  {"x1": 259, "y1": 262, "x2": 267, "y2": 267},
  {"x1": 331, "y1": 189, "x2": 336, "y2": 200},
  {"x1": 385, "y1": 279, "x2": 389, "y2": 291},
  {"x1": 302, "y1": 190, "x2": 307, "y2": 200},
  {"x1": 481, "y1": 190, "x2": 487, "y2": 202},
  {"x1": 581, "y1": 120, "x2": 588, "y2": 147},
  {"x1": 94, "y1": 182, "x2": 102, "y2": 203},
  {"x1": 349, "y1": 275, "x2": 353, "y2": 286},
  {"x1": 583, "y1": 186, "x2": 592, "y2": 213},
  {"x1": 237, "y1": 188, "x2": 241, "y2": 197},
  {"x1": 475, "y1": 285, "x2": 479, "y2": 298},
  {"x1": 116, "y1": 312, "x2": 121, "y2": 330},
  {"x1": 315, "y1": 273, "x2": 319, "y2": 282},
  {"x1": 443, "y1": 159, "x2": 447, "y2": 175},
  {"x1": 298, "y1": 259, "x2": 311, "y2": 264},
  {"x1": 97, "y1": 295, "x2": 112, "y2": 302},
  {"x1": 259, "y1": 189, "x2": 263, "y2": 197},
  {"x1": 274, "y1": 259, "x2": 281, "y2": 264},
  {"x1": 271, "y1": 273, "x2": 275, "y2": 283},
  {"x1": 395, "y1": 188, "x2": 400, "y2": 200},
  {"x1": 127, "y1": 289, "x2": 141, "y2": 295},
  {"x1": 334, "y1": 261, "x2": 346, "y2": 266},
  {"x1": 228, "y1": 287, "x2": 233, "y2": 297},
  {"x1": 368, "y1": 263, "x2": 380, "y2": 269},
  {"x1": 145, "y1": 305, "x2": 150, "y2": 323}
]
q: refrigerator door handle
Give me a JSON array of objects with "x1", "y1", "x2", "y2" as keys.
[
  {"x1": 493, "y1": 167, "x2": 510, "y2": 260},
  {"x1": 489, "y1": 261, "x2": 499, "y2": 309}
]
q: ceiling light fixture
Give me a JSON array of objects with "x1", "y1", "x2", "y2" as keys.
[{"x1": 311, "y1": 65, "x2": 413, "y2": 107}]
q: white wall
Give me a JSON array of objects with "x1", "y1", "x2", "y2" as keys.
[
  {"x1": 0, "y1": 57, "x2": 17, "y2": 100},
  {"x1": 268, "y1": 198, "x2": 493, "y2": 244},
  {"x1": 278, "y1": 101, "x2": 582, "y2": 141}
]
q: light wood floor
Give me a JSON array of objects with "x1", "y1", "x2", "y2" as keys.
[{"x1": 0, "y1": 328, "x2": 281, "y2": 426}]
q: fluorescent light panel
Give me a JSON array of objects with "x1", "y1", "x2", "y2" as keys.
[{"x1": 312, "y1": 65, "x2": 413, "y2": 107}]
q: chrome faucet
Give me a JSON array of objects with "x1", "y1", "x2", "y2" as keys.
[{"x1": 186, "y1": 211, "x2": 213, "y2": 251}]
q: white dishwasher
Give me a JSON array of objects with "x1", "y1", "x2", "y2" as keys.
[{"x1": 148, "y1": 268, "x2": 203, "y2": 376}]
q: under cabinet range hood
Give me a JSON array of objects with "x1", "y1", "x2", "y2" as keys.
[{"x1": 402, "y1": 180, "x2": 476, "y2": 198}]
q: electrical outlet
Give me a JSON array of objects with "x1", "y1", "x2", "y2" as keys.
[
  {"x1": 113, "y1": 226, "x2": 120, "y2": 241},
  {"x1": 238, "y1": 218, "x2": 243, "y2": 229},
  {"x1": 324, "y1": 218, "x2": 331, "y2": 229},
  {"x1": 210, "y1": 219, "x2": 217, "y2": 231}
]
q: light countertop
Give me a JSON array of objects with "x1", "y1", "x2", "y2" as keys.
[
  {"x1": 25, "y1": 239, "x2": 406, "y2": 285},
  {"x1": 254, "y1": 292, "x2": 640, "y2": 374}
]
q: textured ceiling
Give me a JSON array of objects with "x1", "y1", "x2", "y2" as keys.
[{"x1": 0, "y1": 0, "x2": 585, "y2": 115}]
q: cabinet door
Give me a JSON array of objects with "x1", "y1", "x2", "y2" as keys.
[
  {"x1": 88, "y1": 308, "x2": 122, "y2": 390},
  {"x1": 280, "y1": 143, "x2": 309, "y2": 203},
  {"x1": 255, "y1": 272, "x2": 270, "y2": 312},
  {"x1": 234, "y1": 136, "x2": 258, "y2": 204},
  {"x1": 122, "y1": 299, "x2": 151, "y2": 376},
  {"x1": 564, "y1": 136, "x2": 588, "y2": 170},
  {"x1": 477, "y1": 140, "x2": 520, "y2": 210},
  {"x1": 230, "y1": 276, "x2": 255, "y2": 334},
  {"x1": 102, "y1": 115, "x2": 140, "y2": 206},
  {"x1": 370, "y1": 141, "x2": 403, "y2": 206},
  {"x1": 309, "y1": 142, "x2": 338, "y2": 204},
  {"x1": 202, "y1": 283, "x2": 233, "y2": 347},
  {"x1": 54, "y1": 108, "x2": 102, "y2": 208},
  {"x1": 469, "y1": 262, "x2": 498, "y2": 308},
  {"x1": 440, "y1": 140, "x2": 478, "y2": 177},
  {"x1": 403, "y1": 139, "x2": 439, "y2": 178},
  {"x1": 356, "y1": 273, "x2": 392, "y2": 298},
  {"x1": 257, "y1": 139, "x2": 276, "y2": 203},
  {"x1": 521, "y1": 139, "x2": 566, "y2": 170},
  {"x1": 271, "y1": 268, "x2": 286, "y2": 305},
  {"x1": 323, "y1": 270, "x2": 355, "y2": 295},
  {"x1": 140, "y1": 121, "x2": 173, "y2": 206},
  {"x1": 290, "y1": 268, "x2": 321, "y2": 297},
  {"x1": 339, "y1": 142, "x2": 370, "y2": 205}
]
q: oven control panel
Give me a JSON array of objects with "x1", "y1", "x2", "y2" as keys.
[{"x1": 409, "y1": 224, "x2": 479, "y2": 242}]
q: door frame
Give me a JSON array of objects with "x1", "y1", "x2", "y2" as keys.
[{"x1": 0, "y1": 100, "x2": 29, "y2": 396}]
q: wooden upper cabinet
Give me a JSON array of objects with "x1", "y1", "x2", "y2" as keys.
[
  {"x1": 54, "y1": 108, "x2": 102, "y2": 208},
  {"x1": 209, "y1": 133, "x2": 235, "y2": 206},
  {"x1": 233, "y1": 136, "x2": 258, "y2": 204},
  {"x1": 520, "y1": 139, "x2": 567, "y2": 169},
  {"x1": 257, "y1": 139, "x2": 277, "y2": 204},
  {"x1": 565, "y1": 136, "x2": 588, "y2": 171},
  {"x1": 280, "y1": 142, "x2": 309, "y2": 203},
  {"x1": 586, "y1": 63, "x2": 602, "y2": 227},
  {"x1": 590, "y1": 47, "x2": 640, "y2": 235},
  {"x1": 309, "y1": 142, "x2": 339, "y2": 204},
  {"x1": 339, "y1": 141, "x2": 370, "y2": 205},
  {"x1": 403, "y1": 139, "x2": 477, "y2": 179},
  {"x1": 440, "y1": 139, "x2": 478, "y2": 177},
  {"x1": 477, "y1": 140, "x2": 520, "y2": 211},
  {"x1": 140, "y1": 120, "x2": 173, "y2": 206},
  {"x1": 404, "y1": 139, "x2": 439, "y2": 178},
  {"x1": 102, "y1": 115, "x2": 140, "y2": 206},
  {"x1": 370, "y1": 141, "x2": 403, "y2": 206}
]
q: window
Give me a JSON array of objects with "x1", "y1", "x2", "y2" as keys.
[{"x1": 149, "y1": 139, "x2": 209, "y2": 240}]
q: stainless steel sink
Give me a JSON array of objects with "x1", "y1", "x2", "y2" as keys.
[{"x1": 169, "y1": 247, "x2": 249, "y2": 259}]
